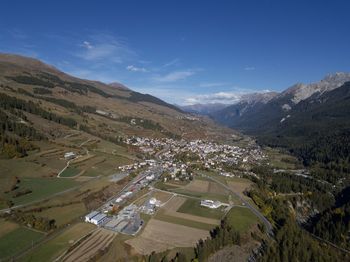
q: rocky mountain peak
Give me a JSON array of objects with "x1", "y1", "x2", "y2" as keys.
[{"x1": 282, "y1": 72, "x2": 350, "y2": 104}]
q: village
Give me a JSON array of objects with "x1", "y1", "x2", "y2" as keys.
[{"x1": 82, "y1": 136, "x2": 266, "y2": 235}]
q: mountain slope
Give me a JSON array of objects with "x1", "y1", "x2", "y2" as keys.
[
  {"x1": 211, "y1": 73, "x2": 350, "y2": 169},
  {"x1": 0, "y1": 53, "x2": 234, "y2": 157},
  {"x1": 212, "y1": 73, "x2": 350, "y2": 133}
]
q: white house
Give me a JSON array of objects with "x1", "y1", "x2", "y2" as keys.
[{"x1": 64, "y1": 152, "x2": 76, "y2": 160}]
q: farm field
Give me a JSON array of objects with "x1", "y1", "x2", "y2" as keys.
[
  {"x1": 60, "y1": 166, "x2": 81, "y2": 177},
  {"x1": 38, "y1": 202, "x2": 87, "y2": 226},
  {"x1": 126, "y1": 219, "x2": 210, "y2": 255},
  {"x1": 226, "y1": 178, "x2": 253, "y2": 198},
  {"x1": 151, "y1": 190, "x2": 173, "y2": 203},
  {"x1": 60, "y1": 228, "x2": 116, "y2": 262},
  {"x1": 226, "y1": 207, "x2": 258, "y2": 232},
  {"x1": 170, "y1": 187, "x2": 230, "y2": 202},
  {"x1": 264, "y1": 147, "x2": 301, "y2": 170},
  {"x1": 22, "y1": 223, "x2": 96, "y2": 262},
  {"x1": 0, "y1": 227, "x2": 45, "y2": 260},
  {"x1": 0, "y1": 219, "x2": 19, "y2": 238},
  {"x1": 154, "y1": 196, "x2": 218, "y2": 230},
  {"x1": 177, "y1": 198, "x2": 225, "y2": 220},
  {"x1": 7, "y1": 177, "x2": 78, "y2": 206}
]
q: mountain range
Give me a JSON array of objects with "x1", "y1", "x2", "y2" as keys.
[{"x1": 210, "y1": 73, "x2": 350, "y2": 166}]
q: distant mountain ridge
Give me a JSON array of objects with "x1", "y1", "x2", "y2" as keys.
[
  {"x1": 179, "y1": 103, "x2": 229, "y2": 115},
  {"x1": 211, "y1": 72, "x2": 350, "y2": 132},
  {"x1": 211, "y1": 72, "x2": 350, "y2": 168}
]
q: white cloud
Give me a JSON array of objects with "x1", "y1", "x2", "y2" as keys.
[
  {"x1": 244, "y1": 66, "x2": 255, "y2": 71},
  {"x1": 199, "y1": 82, "x2": 228, "y2": 88},
  {"x1": 76, "y1": 33, "x2": 136, "y2": 63},
  {"x1": 163, "y1": 58, "x2": 180, "y2": 67},
  {"x1": 82, "y1": 41, "x2": 93, "y2": 49},
  {"x1": 184, "y1": 91, "x2": 243, "y2": 105},
  {"x1": 126, "y1": 65, "x2": 148, "y2": 72},
  {"x1": 183, "y1": 89, "x2": 272, "y2": 105},
  {"x1": 153, "y1": 70, "x2": 195, "y2": 82}
]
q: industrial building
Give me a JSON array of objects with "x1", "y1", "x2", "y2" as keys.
[{"x1": 85, "y1": 211, "x2": 109, "y2": 225}]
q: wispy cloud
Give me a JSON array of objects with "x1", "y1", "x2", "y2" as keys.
[
  {"x1": 153, "y1": 70, "x2": 195, "y2": 82},
  {"x1": 184, "y1": 91, "x2": 243, "y2": 105},
  {"x1": 199, "y1": 82, "x2": 228, "y2": 88},
  {"x1": 8, "y1": 29, "x2": 28, "y2": 39},
  {"x1": 244, "y1": 66, "x2": 255, "y2": 71},
  {"x1": 76, "y1": 33, "x2": 136, "y2": 63},
  {"x1": 183, "y1": 89, "x2": 270, "y2": 105},
  {"x1": 82, "y1": 41, "x2": 93, "y2": 49},
  {"x1": 163, "y1": 58, "x2": 180, "y2": 67},
  {"x1": 126, "y1": 65, "x2": 148, "y2": 72}
]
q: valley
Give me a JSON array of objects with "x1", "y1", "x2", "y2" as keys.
[{"x1": 0, "y1": 54, "x2": 349, "y2": 262}]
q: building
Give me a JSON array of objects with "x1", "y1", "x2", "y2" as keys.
[
  {"x1": 64, "y1": 152, "x2": 76, "y2": 160},
  {"x1": 85, "y1": 211, "x2": 99, "y2": 223},
  {"x1": 200, "y1": 199, "x2": 222, "y2": 209},
  {"x1": 85, "y1": 211, "x2": 108, "y2": 225}
]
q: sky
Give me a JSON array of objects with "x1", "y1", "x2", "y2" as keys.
[{"x1": 1, "y1": 0, "x2": 350, "y2": 105}]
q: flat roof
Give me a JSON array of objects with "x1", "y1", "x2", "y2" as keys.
[
  {"x1": 86, "y1": 211, "x2": 99, "y2": 219},
  {"x1": 91, "y1": 213, "x2": 107, "y2": 222}
]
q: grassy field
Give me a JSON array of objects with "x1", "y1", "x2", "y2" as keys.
[
  {"x1": 60, "y1": 166, "x2": 81, "y2": 177},
  {"x1": 22, "y1": 223, "x2": 96, "y2": 262},
  {"x1": 0, "y1": 227, "x2": 45, "y2": 260},
  {"x1": 38, "y1": 202, "x2": 87, "y2": 226},
  {"x1": 0, "y1": 219, "x2": 19, "y2": 238},
  {"x1": 177, "y1": 198, "x2": 224, "y2": 219},
  {"x1": 154, "y1": 210, "x2": 214, "y2": 231},
  {"x1": 169, "y1": 188, "x2": 230, "y2": 202},
  {"x1": 154, "y1": 181, "x2": 181, "y2": 191},
  {"x1": 225, "y1": 207, "x2": 258, "y2": 232},
  {"x1": 264, "y1": 147, "x2": 301, "y2": 169},
  {"x1": 8, "y1": 177, "x2": 78, "y2": 206}
]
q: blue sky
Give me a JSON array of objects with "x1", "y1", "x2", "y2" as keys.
[{"x1": 1, "y1": 0, "x2": 350, "y2": 105}]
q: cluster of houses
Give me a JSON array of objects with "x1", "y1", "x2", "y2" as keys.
[
  {"x1": 118, "y1": 159, "x2": 156, "y2": 172},
  {"x1": 125, "y1": 137, "x2": 266, "y2": 173}
]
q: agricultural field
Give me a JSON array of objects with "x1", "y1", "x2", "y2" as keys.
[
  {"x1": 60, "y1": 228, "x2": 116, "y2": 262},
  {"x1": 225, "y1": 207, "x2": 259, "y2": 233},
  {"x1": 22, "y1": 223, "x2": 96, "y2": 262},
  {"x1": 154, "y1": 196, "x2": 218, "y2": 230},
  {"x1": 177, "y1": 198, "x2": 225, "y2": 220},
  {"x1": 60, "y1": 166, "x2": 81, "y2": 178},
  {"x1": 126, "y1": 219, "x2": 210, "y2": 255},
  {"x1": 37, "y1": 202, "x2": 87, "y2": 226},
  {"x1": 0, "y1": 219, "x2": 19, "y2": 238},
  {"x1": 226, "y1": 178, "x2": 253, "y2": 198},
  {"x1": 264, "y1": 147, "x2": 302, "y2": 170},
  {"x1": 0, "y1": 226, "x2": 45, "y2": 260},
  {"x1": 4, "y1": 177, "x2": 79, "y2": 206}
]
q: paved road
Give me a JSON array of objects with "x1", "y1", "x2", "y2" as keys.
[{"x1": 200, "y1": 173, "x2": 274, "y2": 236}]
